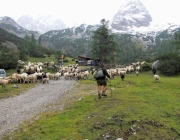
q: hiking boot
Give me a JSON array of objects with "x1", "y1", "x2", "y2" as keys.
[
  {"x1": 98, "y1": 94, "x2": 101, "y2": 99},
  {"x1": 101, "y1": 91, "x2": 107, "y2": 97}
]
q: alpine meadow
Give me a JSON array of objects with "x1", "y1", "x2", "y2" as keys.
[{"x1": 1, "y1": 0, "x2": 180, "y2": 139}]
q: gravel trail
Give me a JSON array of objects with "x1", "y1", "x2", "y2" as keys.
[{"x1": 0, "y1": 79, "x2": 77, "y2": 138}]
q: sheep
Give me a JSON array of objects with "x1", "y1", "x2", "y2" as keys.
[
  {"x1": 9, "y1": 75, "x2": 18, "y2": 83},
  {"x1": 117, "y1": 68, "x2": 127, "y2": 74},
  {"x1": 27, "y1": 73, "x2": 37, "y2": 83},
  {"x1": 9, "y1": 73, "x2": 22, "y2": 83},
  {"x1": 75, "y1": 72, "x2": 84, "y2": 80},
  {"x1": 107, "y1": 68, "x2": 118, "y2": 77},
  {"x1": 36, "y1": 72, "x2": 48, "y2": 83},
  {"x1": 0, "y1": 78, "x2": 12, "y2": 89},
  {"x1": 136, "y1": 65, "x2": 141, "y2": 72},
  {"x1": 83, "y1": 70, "x2": 90, "y2": 79},
  {"x1": 110, "y1": 71, "x2": 117, "y2": 78},
  {"x1": 69, "y1": 72, "x2": 76, "y2": 80},
  {"x1": 48, "y1": 73, "x2": 55, "y2": 80},
  {"x1": 20, "y1": 73, "x2": 28, "y2": 83},
  {"x1": 136, "y1": 71, "x2": 139, "y2": 76},
  {"x1": 64, "y1": 72, "x2": 70, "y2": 80},
  {"x1": 154, "y1": 75, "x2": 160, "y2": 82},
  {"x1": 42, "y1": 77, "x2": 49, "y2": 84},
  {"x1": 54, "y1": 72, "x2": 61, "y2": 80},
  {"x1": 36, "y1": 74, "x2": 44, "y2": 83},
  {"x1": 126, "y1": 65, "x2": 134, "y2": 73},
  {"x1": 118, "y1": 70, "x2": 126, "y2": 75}
]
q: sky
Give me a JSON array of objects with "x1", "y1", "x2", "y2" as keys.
[{"x1": 0, "y1": 0, "x2": 180, "y2": 27}]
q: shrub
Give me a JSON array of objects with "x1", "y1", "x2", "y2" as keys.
[
  {"x1": 142, "y1": 62, "x2": 151, "y2": 71},
  {"x1": 158, "y1": 59, "x2": 180, "y2": 76},
  {"x1": 63, "y1": 59, "x2": 69, "y2": 62},
  {"x1": 156, "y1": 52, "x2": 180, "y2": 76},
  {"x1": 17, "y1": 64, "x2": 23, "y2": 69}
]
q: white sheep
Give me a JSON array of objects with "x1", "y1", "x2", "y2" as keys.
[
  {"x1": 69, "y1": 72, "x2": 75, "y2": 80},
  {"x1": 83, "y1": 70, "x2": 90, "y2": 79},
  {"x1": 154, "y1": 75, "x2": 160, "y2": 82},
  {"x1": 136, "y1": 65, "x2": 141, "y2": 72},
  {"x1": 75, "y1": 72, "x2": 84, "y2": 80},
  {"x1": 136, "y1": 71, "x2": 139, "y2": 76},
  {"x1": 53, "y1": 72, "x2": 61, "y2": 80},
  {"x1": 64, "y1": 72, "x2": 70, "y2": 80},
  {"x1": 119, "y1": 70, "x2": 126, "y2": 75}
]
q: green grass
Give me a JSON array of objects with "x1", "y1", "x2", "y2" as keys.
[
  {"x1": 1, "y1": 71, "x2": 180, "y2": 140},
  {"x1": 26, "y1": 55, "x2": 57, "y2": 63},
  {"x1": 0, "y1": 83, "x2": 36, "y2": 99},
  {"x1": 26, "y1": 55, "x2": 76, "y2": 66}
]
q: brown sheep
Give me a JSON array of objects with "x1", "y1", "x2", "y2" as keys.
[
  {"x1": 42, "y1": 78, "x2": 49, "y2": 84},
  {"x1": 0, "y1": 79, "x2": 12, "y2": 89}
]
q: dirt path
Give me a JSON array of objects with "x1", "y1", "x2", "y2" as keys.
[{"x1": 0, "y1": 79, "x2": 77, "y2": 138}]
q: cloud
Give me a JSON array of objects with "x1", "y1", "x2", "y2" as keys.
[{"x1": 1, "y1": 0, "x2": 180, "y2": 26}]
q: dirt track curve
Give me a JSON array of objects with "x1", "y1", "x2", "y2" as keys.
[{"x1": 0, "y1": 79, "x2": 77, "y2": 138}]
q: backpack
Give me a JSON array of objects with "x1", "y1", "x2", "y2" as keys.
[{"x1": 94, "y1": 68, "x2": 104, "y2": 79}]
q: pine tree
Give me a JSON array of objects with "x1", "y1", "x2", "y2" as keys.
[{"x1": 91, "y1": 19, "x2": 119, "y2": 65}]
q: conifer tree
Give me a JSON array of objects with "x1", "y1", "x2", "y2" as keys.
[{"x1": 91, "y1": 19, "x2": 119, "y2": 65}]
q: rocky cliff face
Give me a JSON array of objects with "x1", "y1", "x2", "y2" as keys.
[
  {"x1": 0, "y1": 16, "x2": 40, "y2": 39},
  {"x1": 111, "y1": 0, "x2": 152, "y2": 31}
]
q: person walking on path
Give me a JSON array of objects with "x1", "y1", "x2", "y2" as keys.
[{"x1": 95, "y1": 63, "x2": 110, "y2": 99}]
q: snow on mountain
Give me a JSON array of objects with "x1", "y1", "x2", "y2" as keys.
[
  {"x1": 0, "y1": 16, "x2": 40, "y2": 39},
  {"x1": 111, "y1": 0, "x2": 152, "y2": 31},
  {"x1": 109, "y1": 0, "x2": 180, "y2": 39},
  {"x1": 111, "y1": 21, "x2": 180, "y2": 39},
  {"x1": 16, "y1": 14, "x2": 67, "y2": 34},
  {"x1": 0, "y1": 16, "x2": 20, "y2": 28}
]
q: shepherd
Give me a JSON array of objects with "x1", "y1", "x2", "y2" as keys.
[
  {"x1": 152, "y1": 60, "x2": 159, "y2": 75},
  {"x1": 94, "y1": 63, "x2": 110, "y2": 99}
]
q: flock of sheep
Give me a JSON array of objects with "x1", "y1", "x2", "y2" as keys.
[
  {"x1": 0, "y1": 61, "x2": 91, "y2": 89},
  {"x1": 0, "y1": 60, "x2": 160, "y2": 90}
]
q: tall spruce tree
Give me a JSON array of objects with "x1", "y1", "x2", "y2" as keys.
[{"x1": 91, "y1": 19, "x2": 119, "y2": 65}]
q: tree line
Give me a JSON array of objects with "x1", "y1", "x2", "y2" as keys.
[
  {"x1": 0, "y1": 33, "x2": 64, "y2": 69},
  {"x1": 91, "y1": 19, "x2": 180, "y2": 76},
  {"x1": 1, "y1": 19, "x2": 180, "y2": 76}
]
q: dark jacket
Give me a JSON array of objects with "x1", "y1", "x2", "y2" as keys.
[{"x1": 96, "y1": 68, "x2": 110, "y2": 80}]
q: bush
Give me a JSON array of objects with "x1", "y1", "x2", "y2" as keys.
[
  {"x1": 142, "y1": 62, "x2": 151, "y2": 71},
  {"x1": 17, "y1": 64, "x2": 23, "y2": 69},
  {"x1": 0, "y1": 59, "x2": 18, "y2": 69},
  {"x1": 63, "y1": 59, "x2": 69, "y2": 62},
  {"x1": 158, "y1": 59, "x2": 180, "y2": 76},
  {"x1": 156, "y1": 52, "x2": 180, "y2": 76}
]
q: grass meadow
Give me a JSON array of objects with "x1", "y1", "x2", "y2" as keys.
[{"x1": 1, "y1": 70, "x2": 180, "y2": 140}]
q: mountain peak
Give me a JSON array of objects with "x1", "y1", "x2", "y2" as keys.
[
  {"x1": 0, "y1": 16, "x2": 20, "y2": 28},
  {"x1": 0, "y1": 16, "x2": 40, "y2": 39},
  {"x1": 16, "y1": 14, "x2": 67, "y2": 34},
  {"x1": 111, "y1": 0, "x2": 152, "y2": 31}
]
